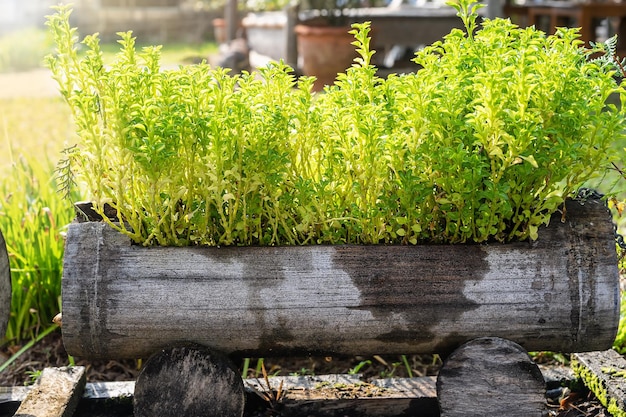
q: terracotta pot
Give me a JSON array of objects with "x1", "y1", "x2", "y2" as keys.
[
  {"x1": 212, "y1": 18, "x2": 227, "y2": 45},
  {"x1": 295, "y1": 24, "x2": 357, "y2": 91}
]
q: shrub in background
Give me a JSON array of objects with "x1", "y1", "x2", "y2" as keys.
[{"x1": 0, "y1": 27, "x2": 53, "y2": 73}]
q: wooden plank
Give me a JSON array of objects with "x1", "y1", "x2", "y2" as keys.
[
  {"x1": 245, "y1": 374, "x2": 438, "y2": 416},
  {"x1": 571, "y1": 350, "x2": 626, "y2": 417},
  {"x1": 284, "y1": 377, "x2": 438, "y2": 417},
  {"x1": 82, "y1": 381, "x2": 134, "y2": 400},
  {"x1": 0, "y1": 229, "x2": 10, "y2": 344},
  {"x1": 1, "y1": 367, "x2": 576, "y2": 416},
  {"x1": 61, "y1": 198, "x2": 620, "y2": 360},
  {"x1": 1, "y1": 382, "x2": 135, "y2": 404},
  {"x1": 437, "y1": 337, "x2": 546, "y2": 417},
  {"x1": 13, "y1": 366, "x2": 86, "y2": 417},
  {"x1": 3, "y1": 375, "x2": 436, "y2": 417},
  {"x1": 133, "y1": 345, "x2": 244, "y2": 417}
]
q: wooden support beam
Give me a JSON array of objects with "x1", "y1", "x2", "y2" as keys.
[
  {"x1": 1, "y1": 366, "x2": 575, "y2": 416},
  {"x1": 437, "y1": 337, "x2": 546, "y2": 417},
  {"x1": 133, "y1": 345, "x2": 245, "y2": 417},
  {"x1": 13, "y1": 366, "x2": 86, "y2": 417},
  {"x1": 572, "y1": 350, "x2": 626, "y2": 417}
]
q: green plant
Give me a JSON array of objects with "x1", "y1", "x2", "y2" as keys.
[
  {"x1": 613, "y1": 294, "x2": 626, "y2": 354},
  {"x1": 87, "y1": 40, "x2": 219, "y2": 67},
  {"x1": 348, "y1": 360, "x2": 371, "y2": 375},
  {"x1": 247, "y1": 360, "x2": 285, "y2": 413},
  {"x1": 46, "y1": 2, "x2": 626, "y2": 247},
  {"x1": 378, "y1": 361, "x2": 401, "y2": 379},
  {"x1": 0, "y1": 97, "x2": 77, "y2": 347},
  {"x1": 25, "y1": 369, "x2": 42, "y2": 386},
  {"x1": 382, "y1": 0, "x2": 625, "y2": 243},
  {"x1": 401, "y1": 355, "x2": 413, "y2": 378},
  {"x1": 289, "y1": 367, "x2": 316, "y2": 376},
  {"x1": 0, "y1": 155, "x2": 79, "y2": 343}
]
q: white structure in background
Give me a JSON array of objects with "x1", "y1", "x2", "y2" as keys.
[{"x1": 0, "y1": 0, "x2": 57, "y2": 34}]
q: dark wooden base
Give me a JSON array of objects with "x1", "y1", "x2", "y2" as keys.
[
  {"x1": 133, "y1": 345, "x2": 245, "y2": 417},
  {"x1": 0, "y1": 360, "x2": 575, "y2": 417},
  {"x1": 437, "y1": 337, "x2": 547, "y2": 417}
]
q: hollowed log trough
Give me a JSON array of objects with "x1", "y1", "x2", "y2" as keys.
[{"x1": 61, "y1": 198, "x2": 620, "y2": 360}]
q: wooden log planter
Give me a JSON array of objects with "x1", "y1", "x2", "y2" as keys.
[{"x1": 60, "y1": 198, "x2": 621, "y2": 416}]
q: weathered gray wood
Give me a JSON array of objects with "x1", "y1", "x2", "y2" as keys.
[
  {"x1": 437, "y1": 337, "x2": 546, "y2": 417},
  {"x1": 0, "y1": 381, "x2": 134, "y2": 405},
  {"x1": 539, "y1": 365, "x2": 575, "y2": 388},
  {"x1": 13, "y1": 366, "x2": 86, "y2": 417},
  {"x1": 571, "y1": 349, "x2": 626, "y2": 416},
  {"x1": 61, "y1": 198, "x2": 620, "y2": 359},
  {"x1": 133, "y1": 345, "x2": 244, "y2": 417},
  {"x1": 0, "y1": 229, "x2": 10, "y2": 342},
  {"x1": 276, "y1": 375, "x2": 439, "y2": 416}
]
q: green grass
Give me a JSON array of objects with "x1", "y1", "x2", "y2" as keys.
[
  {"x1": 0, "y1": 98, "x2": 74, "y2": 171},
  {"x1": 0, "y1": 97, "x2": 78, "y2": 345},
  {"x1": 0, "y1": 154, "x2": 78, "y2": 344}
]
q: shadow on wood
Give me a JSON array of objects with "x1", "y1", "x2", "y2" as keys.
[{"x1": 133, "y1": 345, "x2": 245, "y2": 417}]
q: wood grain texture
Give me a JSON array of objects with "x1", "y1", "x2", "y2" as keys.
[
  {"x1": 133, "y1": 345, "x2": 244, "y2": 417},
  {"x1": 14, "y1": 366, "x2": 86, "y2": 417},
  {"x1": 0, "y1": 229, "x2": 10, "y2": 342},
  {"x1": 437, "y1": 337, "x2": 546, "y2": 417},
  {"x1": 276, "y1": 375, "x2": 439, "y2": 417},
  {"x1": 61, "y1": 199, "x2": 620, "y2": 359}
]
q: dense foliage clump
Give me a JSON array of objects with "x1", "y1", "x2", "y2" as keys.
[{"x1": 46, "y1": 1, "x2": 626, "y2": 246}]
